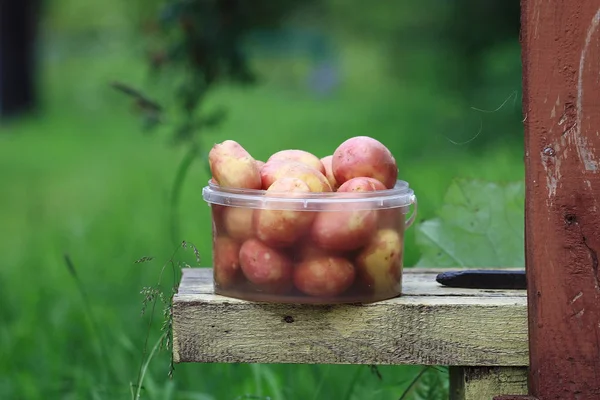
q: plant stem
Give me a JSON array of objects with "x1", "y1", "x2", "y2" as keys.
[
  {"x1": 169, "y1": 143, "x2": 199, "y2": 245},
  {"x1": 63, "y1": 254, "x2": 116, "y2": 383},
  {"x1": 398, "y1": 366, "x2": 429, "y2": 400},
  {"x1": 134, "y1": 245, "x2": 182, "y2": 398},
  {"x1": 134, "y1": 331, "x2": 167, "y2": 400}
]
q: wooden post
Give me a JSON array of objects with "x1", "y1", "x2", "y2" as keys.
[
  {"x1": 450, "y1": 367, "x2": 528, "y2": 400},
  {"x1": 521, "y1": 0, "x2": 600, "y2": 398}
]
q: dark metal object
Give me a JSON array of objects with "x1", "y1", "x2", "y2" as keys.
[{"x1": 435, "y1": 269, "x2": 527, "y2": 290}]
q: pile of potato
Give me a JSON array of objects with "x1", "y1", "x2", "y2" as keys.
[{"x1": 208, "y1": 136, "x2": 405, "y2": 300}]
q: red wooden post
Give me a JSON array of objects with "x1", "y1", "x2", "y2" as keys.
[{"x1": 521, "y1": 0, "x2": 600, "y2": 398}]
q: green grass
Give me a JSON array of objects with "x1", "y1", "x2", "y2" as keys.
[{"x1": 0, "y1": 26, "x2": 524, "y2": 399}]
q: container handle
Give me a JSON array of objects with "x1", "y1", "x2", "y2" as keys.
[{"x1": 405, "y1": 194, "x2": 418, "y2": 228}]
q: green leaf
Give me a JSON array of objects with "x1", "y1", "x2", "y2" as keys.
[
  {"x1": 415, "y1": 179, "x2": 524, "y2": 268},
  {"x1": 398, "y1": 366, "x2": 448, "y2": 400}
]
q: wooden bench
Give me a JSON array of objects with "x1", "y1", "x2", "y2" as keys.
[{"x1": 173, "y1": 268, "x2": 529, "y2": 399}]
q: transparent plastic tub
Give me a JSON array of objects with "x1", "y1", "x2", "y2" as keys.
[{"x1": 202, "y1": 180, "x2": 417, "y2": 304}]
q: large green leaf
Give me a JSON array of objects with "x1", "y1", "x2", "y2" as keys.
[{"x1": 415, "y1": 179, "x2": 525, "y2": 267}]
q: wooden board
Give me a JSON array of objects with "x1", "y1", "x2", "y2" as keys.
[
  {"x1": 521, "y1": 0, "x2": 600, "y2": 397},
  {"x1": 173, "y1": 268, "x2": 528, "y2": 366},
  {"x1": 449, "y1": 367, "x2": 529, "y2": 400}
]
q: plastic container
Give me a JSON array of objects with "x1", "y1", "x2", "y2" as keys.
[{"x1": 202, "y1": 180, "x2": 417, "y2": 304}]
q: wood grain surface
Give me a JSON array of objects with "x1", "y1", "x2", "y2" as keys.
[
  {"x1": 173, "y1": 268, "x2": 528, "y2": 366},
  {"x1": 521, "y1": 0, "x2": 600, "y2": 397},
  {"x1": 450, "y1": 367, "x2": 529, "y2": 400}
]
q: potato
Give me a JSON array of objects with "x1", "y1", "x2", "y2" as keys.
[
  {"x1": 337, "y1": 176, "x2": 387, "y2": 193},
  {"x1": 223, "y1": 206, "x2": 254, "y2": 241},
  {"x1": 355, "y1": 229, "x2": 403, "y2": 295},
  {"x1": 310, "y1": 208, "x2": 377, "y2": 251},
  {"x1": 213, "y1": 236, "x2": 242, "y2": 288},
  {"x1": 377, "y1": 207, "x2": 404, "y2": 230},
  {"x1": 239, "y1": 239, "x2": 293, "y2": 291},
  {"x1": 253, "y1": 178, "x2": 315, "y2": 247},
  {"x1": 320, "y1": 155, "x2": 339, "y2": 191},
  {"x1": 208, "y1": 140, "x2": 261, "y2": 189},
  {"x1": 294, "y1": 238, "x2": 344, "y2": 262},
  {"x1": 268, "y1": 149, "x2": 325, "y2": 174},
  {"x1": 260, "y1": 160, "x2": 332, "y2": 192},
  {"x1": 294, "y1": 256, "x2": 356, "y2": 297},
  {"x1": 255, "y1": 160, "x2": 265, "y2": 170},
  {"x1": 307, "y1": 176, "x2": 380, "y2": 251},
  {"x1": 210, "y1": 204, "x2": 227, "y2": 234},
  {"x1": 332, "y1": 136, "x2": 398, "y2": 189},
  {"x1": 337, "y1": 177, "x2": 401, "y2": 230}
]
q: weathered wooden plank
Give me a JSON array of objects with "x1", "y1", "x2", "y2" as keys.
[
  {"x1": 449, "y1": 367, "x2": 528, "y2": 400},
  {"x1": 173, "y1": 268, "x2": 528, "y2": 366},
  {"x1": 521, "y1": 0, "x2": 600, "y2": 397},
  {"x1": 177, "y1": 267, "x2": 527, "y2": 298}
]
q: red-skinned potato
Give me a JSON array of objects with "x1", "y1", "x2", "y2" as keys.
[
  {"x1": 294, "y1": 237, "x2": 348, "y2": 262},
  {"x1": 308, "y1": 176, "x2": 380, "y2": 251},
  {"x1": 208, "y1": 140, "x2": 261, "y2": 189},
  {"x1": 320, "y1": 155, "x2": 339, "y2": 190},
  {"x1": 253, "y1": 178, "x2": 315, "y2": 247},
  {"x1": 337, "y1": 176, "x2": 402, "y2": 230},
  {"x1": 332, "y1": 136, "x2": 398, "y2": 189},
  {"x1": 337, "y1": 176, "x2": 387, "y2": 193},
  {"x1": 377, "y1": 207, "x2": 404, "y2": 230},
  {"x1": 267, "y1": 149, "x2": 326, "y2": 174},
  {"x1": 260, "y1": 161, "x2": 332, "y2": 192},
  {"x1": 255, "y1": 160, "x2": 265, "y2": 170},
  {"x1": 355, "y1": 229, "x2": 403, "y2": 295},
  {"x1": 223, "y1": 207, "x2": 254, "y2": 241},
  {"x1": 294, "y1": 256, "x2": 356, "y2": 297},
  {"x1": 310, "y1": 208, "x2": 377, "y2": 251},
  {"x1": 210, "y1": 204, "x2": 227, "y2": 233},
  {"x1": 295, "y1": 239, "x2": 334, "y2": 261},
  {"x1": 239, "y1": 239, "x2": 293, "y2": 292},
  {"x1": 213, "y1": 236, "x2": 242, "y2": 288}
]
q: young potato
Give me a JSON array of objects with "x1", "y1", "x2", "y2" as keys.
[
  {"x1": 332, "y1": 136, "x2": 398, "y2": 189},
  {"x1": 355, "y1": 229, "x2": 403, "y2": 295},
  {"x1": 208, "y1": 140, "x2": 262, "y2": 189},
  {"x1": 223, "y1": 206, "x2": 254, "y2": 241},
  {"x1": 338, "y1": 177, "x2": 402, "y2": 230},
  {"x1": 260, "y1": 161, "x2": 332, "y2": 192},
  {"x1": 210, "y1": 204, "x2": 227, "y2": 234},
  {"x1": 294, "y1": 256, "x2": 356, "y2": 297},
  {"x1": 254, "y1": 178, "x2": 315, "y2": 248},
  {"x1": 239, "y1": 239, "x2": 293, "y2": 291},
  {"x1": 320, "y1": 155, "x2": 339, "y2": 191},
  {"x1": 268, "y1": 149, "x2": 325, "y2": 174},
  {"x1": 255, "y1": 160, "x2": 265, "y2": 170},
  {"x1": 377, "y1": 207, "x2": 405, "y2": 230},
  {"x1": 337, "y1": 176, "x2": 387, "y2": 193},
  {"x1": 310, "y1": 208, "x2": 377, "y2": 251},
  {"x1": 308, "y1": 176, "x2": 381, "y2": 251},
  {"x1": 213, "y1": 236, "x2": 242, "y2": 288},
  {"x1": 294, "y1": 238, "x2": 342, "y2": 262}
]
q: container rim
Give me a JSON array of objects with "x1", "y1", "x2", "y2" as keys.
[{"x1": 202, "y1": 179, "x2": 416, "y2": 211}]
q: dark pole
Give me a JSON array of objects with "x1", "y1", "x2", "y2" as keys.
[{"x1": 0, "y1": 0, "x2": 39, "y2": 118}]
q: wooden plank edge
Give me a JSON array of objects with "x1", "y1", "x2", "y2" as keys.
[{"x1": 172, "y1": 296, "x2": 528, "y2": 366}]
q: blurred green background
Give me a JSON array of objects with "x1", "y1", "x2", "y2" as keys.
[{"x1": 0, "y1": 0, "x2": 524, "y2": 399}]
